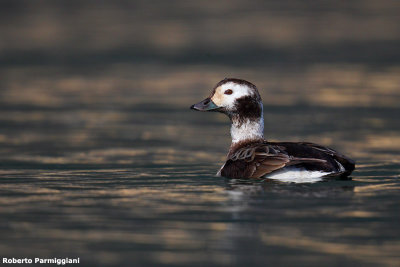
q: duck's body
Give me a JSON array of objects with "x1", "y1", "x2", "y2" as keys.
[
  {"x1": 219, "y1": 140, "x2": 354, "y2": 183},
  {"x1": 191, "y1": 78, "x2": 355, "y2": 183}
]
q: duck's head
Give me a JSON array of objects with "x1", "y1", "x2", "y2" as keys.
[
  {"x1": 191, "y1": 78, "x2": 265, "y2": 143},
  {"x1": 190, "y1": 78, "x2": 262, "y2": 121}
]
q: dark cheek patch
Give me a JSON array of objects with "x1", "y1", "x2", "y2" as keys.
[{"x1": 234, "y1": 96, "x2": 262, "y2": 121}]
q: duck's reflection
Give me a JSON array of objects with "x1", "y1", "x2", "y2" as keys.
[
  {"x1": 225, "y1": 177, "x2": 355, "y2": 198},
  {"x1": 213, "y1": 178, "x2": 400, "y2": 266}
]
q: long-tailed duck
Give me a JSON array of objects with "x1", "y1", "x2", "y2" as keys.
[{"x1": 190, "y1": 78, "x2": 355, "y2": 183}]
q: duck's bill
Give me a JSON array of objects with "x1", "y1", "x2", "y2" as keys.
[{"x1": 190, "y1": 97, "x2": 221, "y2": 111}]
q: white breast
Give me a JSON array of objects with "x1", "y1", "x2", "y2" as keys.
[{"x1": 264, "y1": 167, "x2": 332, "y2": 183}]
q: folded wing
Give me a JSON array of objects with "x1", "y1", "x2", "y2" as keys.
[{"x1": 221, "y1": 142, "x2": 329, "y2": 179}]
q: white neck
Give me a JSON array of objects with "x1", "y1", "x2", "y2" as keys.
[{"x1": 230, "y1": 113, "x2": 264, "y2": 144}]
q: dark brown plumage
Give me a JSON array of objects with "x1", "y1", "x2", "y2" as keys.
[
  {"x1": 232, "y1": 96, "x2": 262, "y2": 125},
  {"x1": 220, "y1": 140, "x2": 355, "y2": 179}
]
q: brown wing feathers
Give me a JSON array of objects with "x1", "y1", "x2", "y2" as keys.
[{"x1": 222, "y1": 142, "x2": 331, "y2": 179}]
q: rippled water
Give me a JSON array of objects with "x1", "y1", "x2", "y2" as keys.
[
  {"x1": 1, "y1": 1, "x2": 400, "y2": 266},
  {"x1": 1, "y1": 90, "x2": 399, "y2": 266}
]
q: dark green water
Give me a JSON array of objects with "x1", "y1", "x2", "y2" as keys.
[
  {"x1": 1, "y1": 1, "x2": 400, "y2": 266},
  {"x1": 0, "y1": 101, "x2": 399, "y2": 266}
]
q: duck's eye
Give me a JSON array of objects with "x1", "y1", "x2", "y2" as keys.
[{"x1": 224, "y1": 89, "x2": 233, "y2": 95}]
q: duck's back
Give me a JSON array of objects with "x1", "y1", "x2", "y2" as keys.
[
  {"x1": 220, "y1": 141, "x2": 355, "y2": 182},
  {"x1": 270, "y1": 142, "x2": 355, "y2": 175}
]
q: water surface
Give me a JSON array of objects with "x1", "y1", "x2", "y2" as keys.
[
  {"x1": 1, "y1": 93, "x2": 399, "y2": 266},
  {"x1": 1, "y1": 1, "x2": 400, "y2": 266}
]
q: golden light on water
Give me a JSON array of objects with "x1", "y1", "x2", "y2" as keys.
[{"x1": 1, "y1": 1, "x2": 400, "y2": 266}]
